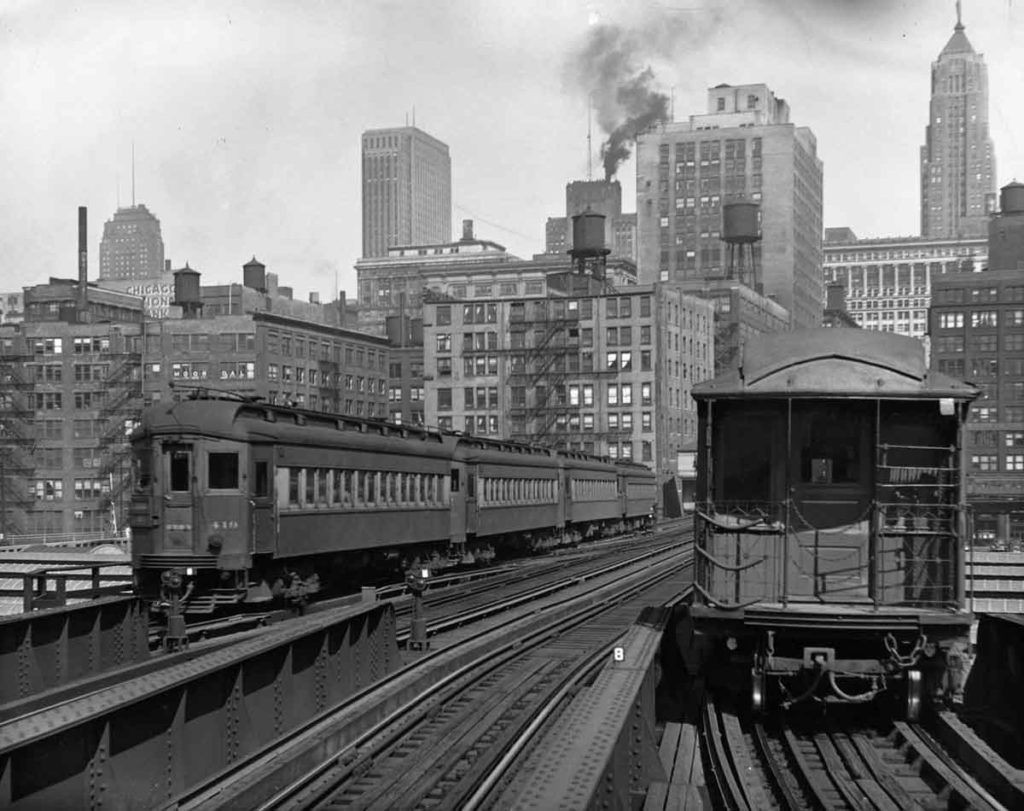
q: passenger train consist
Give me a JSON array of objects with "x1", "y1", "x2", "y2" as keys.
[
  {"x1": 681, "y1": 329, "x2": 978, "y2": 718},
  {"x1": 129, "y1": 396, "x2": 657, "y2": 612}
]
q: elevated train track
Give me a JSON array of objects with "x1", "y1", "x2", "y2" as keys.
[
  {"x1": 160, "y1": 543, "x2": 692, "y2": 809},
  {"x1": 0, "y1": 531, "x2": 690, "y2": 809}
]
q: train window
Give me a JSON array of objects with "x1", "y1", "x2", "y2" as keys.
[
  {"x1": 799, "y1": 409, "x2": 862, "y2": 484},
  {"x1": 318, "y1": 468, "x2": 329, "y2": 503},
  {"x1": 387, "y1": 472, "x2": 396, "y2": 504},
  {"x1": 451, "y1": 469, "x2": 460, "y2": 493},
  {"x1": 289, "y1": 469, "x2": 300, "y2": 506},
  {"x1": 466, "y1": 474, "x2": 475, "y2": 498},
  {"x1": 169, "y1": 447, "x2": 191, "y2": 492},
  {"x1": 305, "y1": 468, "x2": 316, "y2": 504},
  {"x1": 353, "y1": 471, "x2": 363, "y2": 506},
  {"x1": 209, "y1": 453, "x2": 239, "y2": 490},
  {"x1": 254, "y1": 461, "x2": 269, "y2": 497},
  {"x1": 366, "y1": 472, "x2": 377, "y2": 505},
  {"x1": 342, "y1": 470, "x2": 353, "y2": 505}
]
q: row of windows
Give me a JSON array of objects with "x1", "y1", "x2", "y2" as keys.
[
  {"x1": 570, "y1": 478, "x2": 616, "y2": 502},
  {"x1": 936, "y1": 334, "x2": 1024, "y2": 353},
  {"x1": 265, "y1": 332, "x2": 385, "y2": 371},
  {"x1": 970, "y1": 455, "x2": 1024, "y2": 472},
  {"x1": 480, "y1": 477, "x2": 557, "y2": 506},
  {"x1": 31, "y1": 478, "x2": 111, "y2": 501},
  {"x1": 937, "y1": 310, "x2": 1024, "y2": 329},
  {"x1": 388, "y1": 386, "x2": 424, "y2": 402},
  {"x1": 281, "y1": 468, "x2": 449, "y2": 510},
  {"x1": 30, "y1": 337, "x2": 114, "y2": 355},
  {"x1": 264, "y1": 392, "x2": 386, "y2": 418},
  {"x1": 939, "y1": 358, "x2": 1024, "y2": 377}
]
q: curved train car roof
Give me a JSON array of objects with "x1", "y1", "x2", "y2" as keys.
[
  {"x1": 692, "y1": 329, "x2": 979, "y2": 402},
  {"x1": 454, "y1": 434, "x2": 562, "y2": 468},
  {"x1": 133, "y1": 398, "x2": 459, "y2": 458}
]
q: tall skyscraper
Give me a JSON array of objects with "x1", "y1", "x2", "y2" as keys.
[
  {"x1": 361, "y1": 126, "x2": 452, "y2": 258},
  {"x1": 920, "y1": 6, "x2": 996, "y2": 239},
  {"x1": 98, "y1": 205, "x2": 166, "y2": 280},
  {"x1": 636, "y1": 83, "x2": 824, "y2": 329}
]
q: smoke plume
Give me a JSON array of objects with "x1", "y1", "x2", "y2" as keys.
[
  {"x1": 568, "y1": 22, "x2": 670, "y2": 180},
  {"x1": 566, "y1": 9, "x2": 725, "y2": 179}
]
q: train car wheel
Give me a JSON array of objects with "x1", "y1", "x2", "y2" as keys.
[
  {"x1": 751, "y1": 668, "x2": 766, "y2": 714},
  {"x1": 905, "y1": 668, "x2": 922, "y2": 721}
]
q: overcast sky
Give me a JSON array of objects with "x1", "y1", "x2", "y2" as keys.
[{"x1": 2, "y1": 0, "x2": 1022, "y2": 302}]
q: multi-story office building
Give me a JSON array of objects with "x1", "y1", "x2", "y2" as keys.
[
  {"x1": 823, "y1": 229, "x2": 987, "y2": 338},
  {"x1": 636, "y1": 83, "x2": 824, "y2": 329},
  {"x1": 355, "y1": 220, "x2": 638, "y2": 337},
  {"x1": 420, "y1": 286, "x2": 714, "y2": 504},
  {"x1": 920, "y1": 9, "x2": 996, "y2": 239},
  {"x1": 362, "y1": 126, "x2": 452, "y2": 258},
  {"x1": 929, "y1": 183, "x2": 1024, "y2": 543},
  {"x1": 0, "y1": 262, "x2": 387, "y2": 540},
  {"x1": 544, "y1": 180, "x2": 637, "y2": 262},
  {"x1": 0, "y1": 281, "x2": 146, "y2": 538},
  {"x1": 99, "y1": 204, "x2": 167, "y2": 280}
]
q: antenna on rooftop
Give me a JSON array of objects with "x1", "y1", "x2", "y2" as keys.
[{"x1": 587, "y1": 93, "x2": 593, "y2": 181}]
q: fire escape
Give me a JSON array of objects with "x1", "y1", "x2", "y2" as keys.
[
  {"x1": 0, "y1": 343, "x2": 36, "y2": 539},
  {"x1": 508, "y1": 300, "x2": 575, "y2": 446},
  {"x1": 97, "y1": 335, "x2": 143, "y2": 534}
]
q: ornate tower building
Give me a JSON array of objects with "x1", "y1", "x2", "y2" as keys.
[{"x1": 920, "y1": 4, "x2": 996, "y2": 239}]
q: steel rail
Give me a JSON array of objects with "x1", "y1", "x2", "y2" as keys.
[
  {"x1": 169, "y1": 545, "x2": 692, "y2": 810},
  {"x1": 459, "y1": 587, "x2": 692, "y2": 811}
]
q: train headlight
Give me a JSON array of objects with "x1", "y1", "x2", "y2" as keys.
[
  {"x1": 207, "y1": 534, "x2": 224, "y2": 554},
  {"x1": 185, "y1": 567, "x2": 194, "y2": 576},
  {"x1": 726, "y1": 636, "x2": 738, "y2": 651}
]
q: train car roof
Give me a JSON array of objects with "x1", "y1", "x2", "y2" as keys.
[
  {"x1": 692, "y1": 329, "x2": 978, "y2": 401},
  {"x1": 133, "y1": 397, "x2": 457, "y2": 451},
  {"x1": 453, "y1": 435, "x2": 563, "y2": 467}
]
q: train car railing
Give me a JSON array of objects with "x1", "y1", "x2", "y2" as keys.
[
  {"x1": 695, "y1": 500, "x2": 961, "y2": 611},
  {"x1": 0, "y1": 562, "x2": 134, "y2": 612}
]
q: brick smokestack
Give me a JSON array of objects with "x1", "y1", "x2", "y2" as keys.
[{"x1": 78, "y1": 206, "x2": 88, "y2": 311}]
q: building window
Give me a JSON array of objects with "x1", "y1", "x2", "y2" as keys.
[
  {"x1": 971, "y1": 311, "x2": 997, "y2": 328},
  {"x1": 1005, "y1": 455, "x2": 1024, "y2": 472},
  {"x1": 970, "y1": 455, "x2": 998, "y2": 472}
]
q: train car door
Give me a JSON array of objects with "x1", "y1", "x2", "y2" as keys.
[
  {"x1": 464, "y1": 466, "x2": 478, "y2": 537},
  {"x1": 250, "y1": 444, "x2": 276, "y2": 555},
  {"x1": 449, "y1": 461, "x2": 467, "y2": 551},
  {"x1": 788, "y1": 401, "x2": 873, "y2": 600},
  {"x1": 160, "y1": 442, "x2": 196, "y2": 554}
]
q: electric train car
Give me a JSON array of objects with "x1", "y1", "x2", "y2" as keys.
[
  {"x1": 455, "y1": 436, "x2": 564, "y2": 557},
  {"x1": 130, "y1": 394, "x2": 656, "y2": 613},
  {"x1": 129, "y1": 397, "x2": 461, "y2": 610},
  {"x1": 617, "y1": 460, "x2": 660, "y2": 530},
  {"x1": 679, "y1": 329, "x2": 978, "y2": 718},
  {"x1": 561, "y1": 450, "x2": 624, "y2": 540}
]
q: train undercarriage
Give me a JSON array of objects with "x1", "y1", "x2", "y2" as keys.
[
  {"x1": 142, "y1": 515, "x2": 639, "y2": 617},
  {"x1": 676, "y1": 605, "x2": 972, "y2": 721}
]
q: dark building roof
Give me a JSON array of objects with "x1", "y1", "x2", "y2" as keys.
[{"x1": 692, "y1": 329, "x2": 978, "y2": 400}]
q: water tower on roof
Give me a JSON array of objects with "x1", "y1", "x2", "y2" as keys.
[
  {"x1": 721, "y1": 200, "x2": 762, "y2": 289},
  {"x1": 569, "y1": 208, "x2": 610, "y2": 280}
]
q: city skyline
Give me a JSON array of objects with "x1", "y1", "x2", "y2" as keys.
[{"x1": 3, "y1": 1, "x2": 1024, "y2": 300}]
